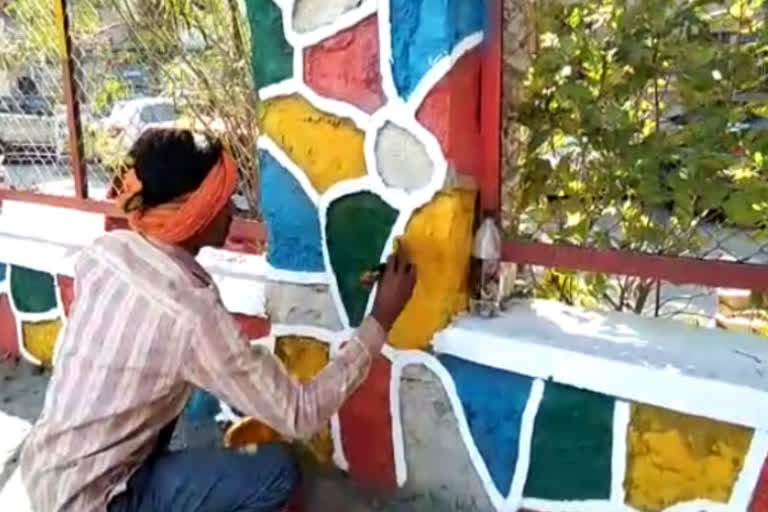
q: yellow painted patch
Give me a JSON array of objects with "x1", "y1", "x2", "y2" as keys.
[
  {"x1": 275, "y1": 336, "x2": 333, "y2": 464},
  {"x1": 22, "y1": 319, "x2": 62, "y2": 367},
  {"x1": 389, "y1": 189, "x2": 476, "y2": 349},
  {"x1": 625, "y1": 404, "x2": 753, "y2": 511},
  {"x1": 261, "y1": 95, "x2": 367, "y2": 193}
]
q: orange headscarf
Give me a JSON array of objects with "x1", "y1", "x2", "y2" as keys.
[{"x1": 116, "y1": 151, "x2": 239, "y2": 244}]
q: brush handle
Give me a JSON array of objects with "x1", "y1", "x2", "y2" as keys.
[{"x1": 360, "y1": 263, "x2": 387, "y2": 287}]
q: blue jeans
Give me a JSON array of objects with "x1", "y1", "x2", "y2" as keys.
[{"x1": 107, "y1": 443, "x2": 300, "y2": 512}]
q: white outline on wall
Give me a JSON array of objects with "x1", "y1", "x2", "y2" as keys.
[{"x1": 0, "y1": 1, "x2": 765, "y2": 510}]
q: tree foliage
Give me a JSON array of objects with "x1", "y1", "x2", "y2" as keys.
[
  {"x1": 109, "y1": 0, "x2": 260, "y2": 215},
  {"x1": 510, "y1": 0, "x2": 768, "y2": 313}
]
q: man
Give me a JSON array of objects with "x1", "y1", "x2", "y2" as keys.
[{"x1": 20, "y1": 128, "x2": 417, "y2": 512}]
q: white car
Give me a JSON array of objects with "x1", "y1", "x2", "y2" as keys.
[
  {"x1": 93, "y1": 97, "x2": 179, "y2": 166},
  {"x1": 0, "y1": 97, "x2": 68, "y2": 161}
]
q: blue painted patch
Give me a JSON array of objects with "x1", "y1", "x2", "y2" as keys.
[
  {"x1": 260, "y1": 150, "x2": 325, "y2": 272},
  {"x1": 0, "y1": 263, "x2": 6, "y2": 282},
  {"x1": 439, "y1": 354, "x2": 532, "y2": 496},
  {"x1": 390, "y1": 0, "x2": 485, "y2": 98},
  {"x1": 184, "y1": 388, "x2": 221, "y2": 425}
]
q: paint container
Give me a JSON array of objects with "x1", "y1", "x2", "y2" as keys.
[{"x1": 470, "y1": 213, "x2": 502, "y2": 317}]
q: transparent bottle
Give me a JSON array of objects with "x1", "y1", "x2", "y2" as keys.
[{"x1": 470, "y1": 212, "x2": 502, "y2": 317}]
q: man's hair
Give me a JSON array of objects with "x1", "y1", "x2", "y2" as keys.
[{"x1": 128, "y1": 128, "x2": 223, "y2": 207}]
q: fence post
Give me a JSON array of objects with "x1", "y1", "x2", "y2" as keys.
[
  {"x1": 480, "y1": 0, "x2": 503, "y2": 215},
  {"x1": 53, "y1": 0, "x2": 87, "y2": 199}
]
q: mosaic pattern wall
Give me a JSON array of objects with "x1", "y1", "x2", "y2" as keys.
[
  {"x1": 241, "y1": 1, "x2": 768, "y2": 511},
  {"x1": 3, "y1": 255, "x2": 768, "y2": 511},
  {"x1": 3, "y1": 0, "x2": 768, "y2": 510},
  {"x1": 0, "y1": 263, "x2": 68, "y2": 367},
  {"x1": 251, "y1": 0, "x2": 484, "y2": 353}
]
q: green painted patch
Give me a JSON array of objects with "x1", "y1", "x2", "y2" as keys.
[
  {"x1": 326, "y1": 193, "x2": 398, "y2": 327},
  {"x1": 246, "y1": 0, "x2": 293, "y2": 89},
  {"x1": 524, "y1": 382, "x2": 614, "y2": 500},
  {"x1": 0, "y1": 263, "x2": 6, "y2": 282},
  {"x1": 11, "y1": 266, "x2": 57, "y2": 314}
]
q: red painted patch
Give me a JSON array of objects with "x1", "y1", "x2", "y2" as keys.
[
  {"x1": 750, "y1": 457, "x2": 768, "y2": 511},
  {"x1": 233, "y1": 314, "x2": 270, "y2": 342},
  {"x1": 57, "y1": 275, "x2": 75, "y2": 317},
  {"x1": 304, "y1": 15, "x2": 385, "y2": 114},
  {"x1": 417, "y1": 49, "x2": 484, "y2": 178},
  {"x1": 339, "y1": 355, "x2": 396, "y2": 490},
  {"x1": 0, "y1": 294, "x2": 19, "y2": 358}
]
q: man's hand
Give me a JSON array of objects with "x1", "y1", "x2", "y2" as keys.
[{"x1": 371, "y1": 247, "x2": 417, "y2": 332}]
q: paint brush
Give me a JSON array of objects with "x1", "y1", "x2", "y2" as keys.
[{"x1": 360, "y1": 263, "x2": 387, "y2": 288}]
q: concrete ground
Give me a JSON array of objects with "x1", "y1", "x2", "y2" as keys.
[{"x1": 0, "y1": 358, "x2": 424, "y2": 512}]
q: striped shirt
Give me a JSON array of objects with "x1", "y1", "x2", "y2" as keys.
[{"x1": 20, "y1": 231, "x2": 385, "y2": 512}]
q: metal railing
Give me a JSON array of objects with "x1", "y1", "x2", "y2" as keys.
[
  {"x1": 492, "y1": 0, "x2": 768, "y2": 311},
  {"x1": 0, "y1": 0, "x2": 260, "y2": 220},
  {"x1": 2, "y1": 0, "x2": 768, "y2": 302}
]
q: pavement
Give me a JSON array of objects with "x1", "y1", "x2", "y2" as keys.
[{"x1": 0, "y1": 358, "x2": 415, "y2": 512}]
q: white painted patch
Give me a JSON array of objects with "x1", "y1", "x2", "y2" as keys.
[
  {"x1": 0, "y1": 231, "x2": 82, "y2": 278},
  {"x1": 502, "y1": 378, "x2": 544, "y2": 512},
  {"x1": 0, "y1": 200, "x2": 105, "y2": 248},
  {"x1": 610, "y1": 400, "x2": 631, "y2": 506},
  {"x1": 264, "y1": 265, "x2": 330, "y2": 286},
  {"x1": 363, "y1": 108, "x2": 448, "y2": 208},
  {"x1": 730, "y1": 429, "x2": 768, "y2": 510},
  {"x1": 374, "y1": 122, "x2": 435, "y2": 192},
  {"x1": 282, "y1": 0, "x2": 377, "y2": 48},
  {"x1": 214, "y1": 400, "x2": 241, "y2": 425}
]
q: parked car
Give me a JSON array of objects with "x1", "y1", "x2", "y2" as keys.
[
  {"x1": 90, "y1": 97, "x2": 179, "y2": 168},
  {"x1": 0, "y1": 96, "x2": 67, "y2": 161},
  {"x1": 90, "y1": 97, "x2": 229, "y2": 170}
]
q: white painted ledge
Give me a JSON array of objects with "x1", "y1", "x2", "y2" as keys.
[
  {"x1": 434, "y1": 299, "x2": 768, "y2": 430},
  {"x1": 0, "y1": 201, "x2": 267, "y2": 317}
]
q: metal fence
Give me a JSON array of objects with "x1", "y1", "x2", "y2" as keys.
[
  {"x1": 496, "y1": 0, "x2": 768, "y2": 311},
  {"x1": 0, "y1": 0, "x2": 260, "y2": 216}
]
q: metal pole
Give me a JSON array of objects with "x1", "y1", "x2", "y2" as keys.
[
  {"x1": 480, "y1": 0, "x2": 503, "y2": 215},
  {"x1": 53, "y1": 0, "x2": 87, "y2": 199}
]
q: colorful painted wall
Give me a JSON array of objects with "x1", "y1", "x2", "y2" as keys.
[
  {"x1": 239, "y1": 0, "x2": 768, "y2": 510},
  {"x1": 3, "y1": 0, "x2": 768, "y2": 510},
  {"x1": 3, "y1": 234, "x2": 768, "y2": 512}
]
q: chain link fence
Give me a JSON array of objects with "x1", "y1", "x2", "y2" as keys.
[
  {"x1": 0, "y1": 0, "x2": 77, "y2": 195},
  {"x1": 501, "y1": 0, "x2": 768, "y2": 320},
  {"x1": 0, "y1": 0, "x2": 260, "y2": 216}
]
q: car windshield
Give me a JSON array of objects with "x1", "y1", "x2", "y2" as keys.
[{"x1": 141, "y1": 103, "x2": 176, "y2": 123}]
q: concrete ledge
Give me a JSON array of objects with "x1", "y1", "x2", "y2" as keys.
[
  {"x1": 434, "y1": 299, "x2": 768, "y2": 430},
  {"x1": 0, "y1": 201, "x2": 269, "y2": 317}
]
